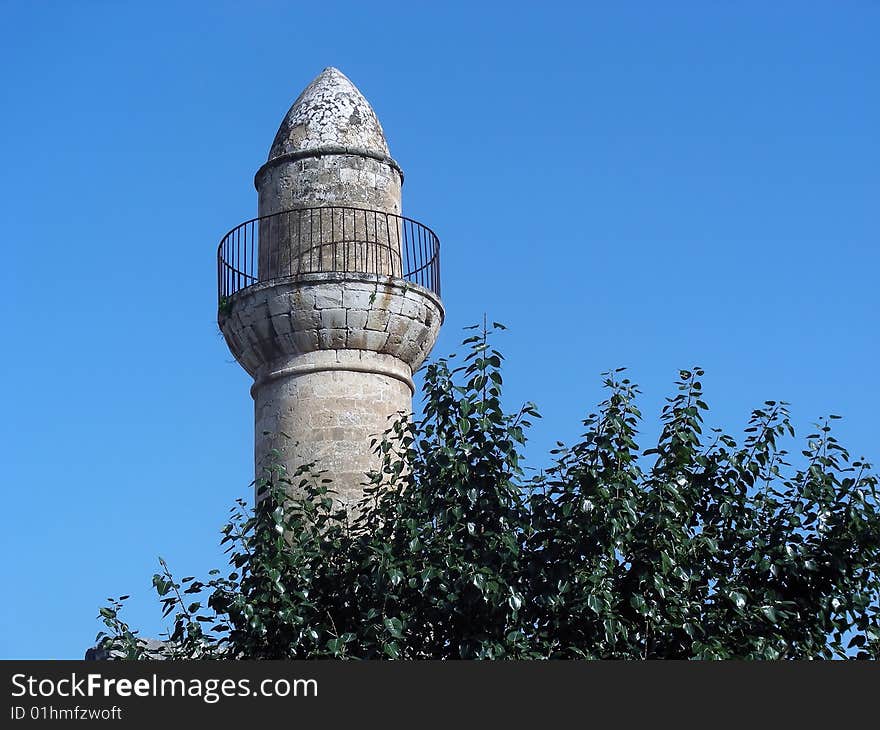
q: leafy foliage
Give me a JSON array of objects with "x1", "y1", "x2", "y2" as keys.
[{"x1": 97, "y1": 324, "x2": 880, "y2": 659}]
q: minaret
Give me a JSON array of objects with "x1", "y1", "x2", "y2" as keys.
[{"x1": 217, "y1": 68, "x2": 443, "y2": 506}]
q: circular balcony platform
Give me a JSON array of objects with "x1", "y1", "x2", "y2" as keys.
[{"x1": 217, "y1": 206, "x2": 440, "y2": 304}]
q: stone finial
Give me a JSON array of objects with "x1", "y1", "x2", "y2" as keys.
[{"x1": 268, "y1": 67, "x2": 390, "y2": 162}]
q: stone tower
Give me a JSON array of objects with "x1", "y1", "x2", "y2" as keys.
[{"x1": 217, "y1": 68, "x2": 443, "y2": 506}]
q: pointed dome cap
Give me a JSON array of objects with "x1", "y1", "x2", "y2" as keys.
[{"x1": 268, "y1": 67, "x2": 392, "y2": 162}]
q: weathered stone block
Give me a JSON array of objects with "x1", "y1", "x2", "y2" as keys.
[
  {"x1": 342, "y1": 288, "x2": 373, "y2": 309},
  {"x1": 319, "y1": 328, "x2": 347, "y2": 349},
  {"x1": 291, "y1": 308, "x2": 321, "y2": 331},
  {"x1": 290, "y1": 289, "x2": 316, "y2": 311},
  {"x1": 251, "y1": 316, "x2": 274, "y2": 342},
  {"x1": 314, "y1": 289, "x2": 343, "y2": 308},
  {"x1": 271, "y1": 313, "x2": 292, "y2": 335},
  {"x1": 347, "y1": 309, "x2": 368, "y2": 329},
  {"x1": 292, "y1": 330, "x2": 319, "y2": 353},
  {"x1": 400, "y1": 297, "x2": 422, "y2": 319},
  {"x1": 385, "y1": 294, "x2": 405, "y2": 314},
  {"x1": 365, "y1": 309, "x2": 389, "y2": 331},
  {"x1": 347, "y1": 329, "x2": 388, "y2": 351},
  {"x1": 386, "y1": 312, "x2": 413, "y2": 340},
  {"x1": 268, "y1": 294, "x2": 290, "y2": 317},
  {"x1": 321, "y1": 308, "x2": 348, "y2": 330},
  {"x1": 399, "y1": 338, "x2": 421, "y2": 366}
]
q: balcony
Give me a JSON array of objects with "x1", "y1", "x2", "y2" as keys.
[{"x1": 217, "y1": 206, "x2": 441, "y2": 303}]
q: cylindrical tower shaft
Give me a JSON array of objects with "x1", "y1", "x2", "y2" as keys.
[{"x1": 218, "y1": 68, "x2": 443, "y2": 508}]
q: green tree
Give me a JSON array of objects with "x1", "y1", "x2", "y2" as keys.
[{"x1": 98, "y1": 324, "x2": 880, "y2": 659}]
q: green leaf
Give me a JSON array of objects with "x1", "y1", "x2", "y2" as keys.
[
  {"x1": 384, "y1": 617, "x2": 404, "y2": 639},
  {"x1": 730, "y1": 591, "x2": 747, "y2": 610},
  {"x1": 508, "y1": 591, "x2": 523, "y2": 611}
]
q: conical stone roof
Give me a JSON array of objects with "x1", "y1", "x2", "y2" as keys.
[{"x1": 267, "y1": 67, "x2": 391, "y2": 162}]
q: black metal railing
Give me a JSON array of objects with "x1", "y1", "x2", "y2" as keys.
[{"x1": 217, "y1": 206, "x2": 441, "y2": 302}]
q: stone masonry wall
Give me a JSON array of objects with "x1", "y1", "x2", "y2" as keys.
[
  {"x1": 256, "y1": 153, "x2": 402, "y2": 218},
  {"x1": 220, "y1": 272, "x2": 442, "y2": 379},
  {"x1": 253, "y1": 351, "x2": 412, "y2": 508}
]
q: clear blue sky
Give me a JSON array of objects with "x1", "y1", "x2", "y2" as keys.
[{"x1": 1, "y1": 1, "x2": 877, "y2": 659}]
